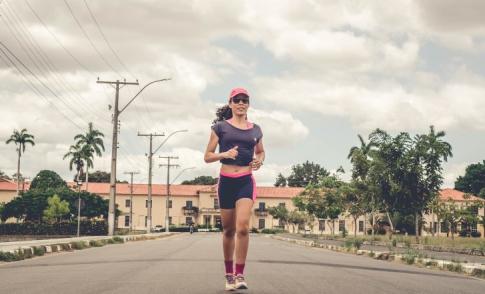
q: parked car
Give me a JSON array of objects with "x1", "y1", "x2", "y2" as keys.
[{"x1": 153, "y1": 225, "x2": 164, "y2": 232}]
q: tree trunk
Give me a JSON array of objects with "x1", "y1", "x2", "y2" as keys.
[
  {"x1": 85, "y1": 166, "x2": 89, "y2": 191},
  {"x1": 364, "y1": 213, "x2": 367, "y2": 235},
  {"x1": 386, "y1": 211, "x2": 394, "y2": 239},
  {"x1": 332, "y1": 220, "x2": 335, "y2": 237},
  {"x1": 16, "y1": 148, "x2": 21, "y2": 196},
  {"x1": 431, "y1": 208, "x2": 435, "y2": 237},
  {"x1": 372, "y1": 212, "x2": 375, "y2": 239},
  {"x1": 415, "y1": 212, "x2": 420, "y2": 243},
  {"x1": 354, "y1": 216, "x2": 357, "y2": 237}
]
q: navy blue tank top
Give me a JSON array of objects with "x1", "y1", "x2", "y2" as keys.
[{"x1": 211, "y1": 120, "x2": 263, "y2": 166}]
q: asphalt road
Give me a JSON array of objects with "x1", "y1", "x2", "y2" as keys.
[{"x1": 0, "y1": 233, "x2": 483, "y2": 294}]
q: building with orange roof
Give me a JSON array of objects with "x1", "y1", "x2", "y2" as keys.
[{"x1": 0, "y1": 182, "x2": 483, "y2": 237}]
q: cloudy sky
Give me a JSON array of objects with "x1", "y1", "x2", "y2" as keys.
[{"x1": 1, "y1": 0, "x2": 485, "y2": 187}]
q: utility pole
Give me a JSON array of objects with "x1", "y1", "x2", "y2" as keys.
[
  {"x1": 97, "y1": 78, "x2": 139, "y2": 236},
  {"x1": 124, "y1": 171, "x2": 139, "y2": 233},
  {"x1": 160, "y1": 156, "x2": 179, "y2": 233},
  {"x1": 96, "y1": 78, "x2": 170, "y2": 236},
  {"x1": 137, "y1": 132, "x2": 164, "y2": 233}
]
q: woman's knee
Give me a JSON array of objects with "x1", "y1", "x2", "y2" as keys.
[
  {"x1": 236, "y1": 223, "x2": 249, "y2": 237},
  {"x1": 223, "y1": 226, "x2": 236, "y2": 238}
]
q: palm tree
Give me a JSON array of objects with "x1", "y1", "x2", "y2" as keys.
[
  {"x1": 74, "y1": 122, "x2": 105, "y2": 190},
  {"x1": 63, "y1": 144, "x2": 90, "y2": 183},
  {"x1": 5, "y1": 129, "x2": 35, "y2": 195}
]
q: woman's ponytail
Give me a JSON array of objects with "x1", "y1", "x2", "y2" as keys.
[{"x1": 212, "y1": 104, "x2": 232, "y2": 125}]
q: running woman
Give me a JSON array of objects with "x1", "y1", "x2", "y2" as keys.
[{"x1": 204, "y1": 87, "x2": 265, "y2": 291}]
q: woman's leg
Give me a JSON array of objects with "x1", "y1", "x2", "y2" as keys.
[
  {"x1": 234, "y1": 198, "x2": 254, "y2": 265},
  {"x1": 221, "y1": 209, "x2": 236, "y2": 264}
]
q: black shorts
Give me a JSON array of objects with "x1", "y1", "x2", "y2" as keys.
[{"x1": 217, "y1": 171, "x2": 256, "y2": 209}]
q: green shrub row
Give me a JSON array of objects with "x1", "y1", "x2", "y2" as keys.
[
  {"x1": 0, "y1": 236, "x2": 125, "y2": 262},
  {"x1": 0, "y1": 221, "x2": 107, "y2": 235}
]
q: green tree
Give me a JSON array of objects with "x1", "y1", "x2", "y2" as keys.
[
  {"x1": 348, "y1": 134, "x2": 376, "y2": 236},
  {"x1": 74, "y1": 122, "x2": 105, "y2": 190},
  {"x1": 43, "y1": 194, "x2": 70, "y2": 223},
  {"x1": 5, "y1": 128, "x2": 35, "y2": 195},
  {"x1": 30, "y1": 170, "x2": 67, "y2": 191},
  {"x1": 274, "y1": 173, "x2": 287, "y2": 187},
  {"x1": 86, "y1": 170, "x2": 111, "y2": 183},
  {"x1": 287, "y1": 210, "x2": 306, "y2": 233},
  {"x1": 181, "y1": 176, "x2": 217, "y2": 185},
  {"x1": 0, "y1": 202, "x2": 4, "y2": 223},
  {"x1": 455, "y1": 160, "x2": 485, "y2": 198},
  {"x1": 286, "y1": 161, "x2": 330, "y2": 187},
  {"x1": 268, "y1": 205, "x2": 289, "y2": 229}
]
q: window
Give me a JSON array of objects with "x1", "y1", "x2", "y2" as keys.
[
  {"x1": 359, "y1": 221, "x2": 364, "y2": 232},
  {"x1": 440, "y1": 222, "x2": 448, "y2": 233},
  {"x1": 186, "y1": 217, "x2": 193, "y2": 225},
  {"x1": 186, "y1": 201, "x2": 193, "y2": 209},
  {"x1": 432, "y1": 222, "x2": 438, "y2": 233},
  {"x1": 319, "y1": 220, "x2": 325, "y2": 231},
  {"x1": 258, "y1": 219, "x2": 265, "y2": 229},
  {"x1": 204, "y1": 215, "x2": 211, "y2": 225},
  {"x1": 169, "y1": 217, "x2": 172, "y2": 225},
  {"x1": 145, "y1": 216, "x2": 147, "y2": 227},
  {"x1": 471, "y1": 223, "x2": 478, "y2": 232},
  {"x1": 124, "y1": 215, "x2": 130, "y2": 227},
  {"x1": 145, "y1": 200, "x2": 152, "y2": 208},
  {"x1": 214, "y1": 198, "x2": 219, "y2": 209},
  {"x1": 278, "y1": 219, "x2": 284, "y2": 227},
  {"x1": 125, "y1": 199, "x2": 131, "y2": 208},
  {"x1": 259, "y1": 202, "x2": 266, "y2": 211},
  {"x1": 471, "y1": 206, "x2": 479, "y2": 215},
  {"x1": 339, "y1": 220, "x2": 345, "y2": 232},
  {"x1": 168, "y1": 200, "x2": 172, "y2": 208},
  {"x1": 278, "y1": 202, "x2": 285, "y2": 208}
]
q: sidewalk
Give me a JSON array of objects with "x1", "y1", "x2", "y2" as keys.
[
  {"x1": 0, "y1": 232, "x2": 175, "y2": 253},
  {"x1": 279, "y1": 233, "x2": 485, "y2": 265}
]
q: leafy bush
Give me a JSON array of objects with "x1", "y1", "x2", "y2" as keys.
[
  {"x1": 89, "y1": 240, "x2": 105, "y2": 247},
  {"x1": 33, "y1": 246, "x2": 45, "y2": 256},
  {"x1": 250, "y1": 228, "x2": 259, "y2": 233},
  {"x1": 392, "y1": 239, "x2": 397, "y2": 247},
  {"x1": 353, "y1": 239, "x2": 363, "y2": 250},
  {"x1": 71, "y1": 241, "x2": 87, "y2": 250},
  {"x1": 446, "y1": 263, "x2": 463, "y2": 273},
  {"x1": 260, "y1": 228, "x2": 285, "y2": 234},
  {"x1": 112, "y1": 236, "x2": 124, "y2": 243},
  {"x1": 0, "y1": 251, "x2": 21, "y2": 262},
  {"x1": 471, "y1": 231, "x2": 481, "y2": 238}
]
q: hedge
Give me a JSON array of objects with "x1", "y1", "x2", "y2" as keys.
[{"x1": 0, "y1": 221, "x2": 107, "y2": 236}]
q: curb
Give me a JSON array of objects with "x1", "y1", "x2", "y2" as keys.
[
  {"x1": 270, "y1": 235, "x2": 485, "y2": 279},
  {"x1": 0, "y1": 232, "x2": 177, "y2": 262}
]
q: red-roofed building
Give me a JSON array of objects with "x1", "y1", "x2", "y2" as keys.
[{"x1": 0, "y1": 183, "x2": 483, "y2": 237}]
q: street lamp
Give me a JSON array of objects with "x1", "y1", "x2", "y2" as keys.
[
  {"x1": 153, "y1": 129, "x2": 188, "y2": 154},
  {"x1": 98, "y1": 77, "x2": 171, "y2": 236},
  {"x1": 144, "y1": 129, "x2": 187, "y2": 233},
  {"x1": 171, "y1": 167, "x2": 195, "y2": 185}
]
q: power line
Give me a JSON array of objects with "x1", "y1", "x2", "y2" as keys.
[
  {"x1": 2, "y1": 1, "x2": 111, "y2": 125},
  {"x1": 62, "y1": 0, "x2": 121, "y2": 76},
  {"x1": 82, "y1": 0, "x2": 135, "y2": 80},
  {"x1": 0, "y1": 42, "x2": 84, "y2": 130}
]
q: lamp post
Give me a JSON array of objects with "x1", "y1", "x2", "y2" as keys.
[{"x1": 97, "y1": 78, "x2": 170, "y2": 236}]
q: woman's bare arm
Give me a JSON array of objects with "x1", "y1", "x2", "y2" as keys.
[{"x1": 204, "y1": 130, "x2": 238, "y2": 163}]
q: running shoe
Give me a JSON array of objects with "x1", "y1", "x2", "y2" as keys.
[
  {"x1": 235, "y1": 274, "x2": 248, "y2": 289},
  {"x1": 225, "y1": 274, "x2": 236, "y2": 291}
]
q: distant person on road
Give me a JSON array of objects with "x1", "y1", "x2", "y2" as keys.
[
  {"x1": 189, "y1": 223, "x2": 194, "y2": 234},
  {"x1": 204, "y1": 87, "x2": 265, "y2": 291}
]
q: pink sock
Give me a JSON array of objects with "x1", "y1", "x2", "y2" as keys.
[
  {"x1": 224, "y1": 260, "x2": 233, "y2": 274},
  {"x1": 235, "y1": 263, "x2": 245, "y2": 275}
]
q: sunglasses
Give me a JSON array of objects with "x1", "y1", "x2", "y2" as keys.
[{"x1": 231, "y1": 97, "x2": 249, "y2": 104}]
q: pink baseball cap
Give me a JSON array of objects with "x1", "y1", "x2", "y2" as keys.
[{"x1": 229, "y1": 87, "x2": 249, "y2": 100}]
